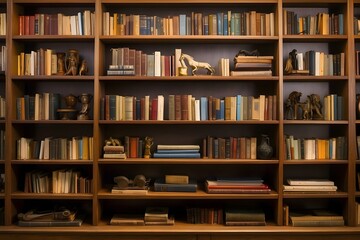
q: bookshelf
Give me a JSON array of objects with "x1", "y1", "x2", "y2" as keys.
[{"x1": 0, "y1": 0, "x2": 360, "y2": 239}]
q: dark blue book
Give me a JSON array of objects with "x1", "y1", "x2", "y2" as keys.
[
  {"x1": 157, "y1": 149, "x2": 199, "y2": 153},
  {"x1": 153, "y1": 178, "x2": 197, "y2": 192}
]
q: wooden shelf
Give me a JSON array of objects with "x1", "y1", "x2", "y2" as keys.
[{"x1": 98, "y1": 158, "x2": 279, "y2": 164}]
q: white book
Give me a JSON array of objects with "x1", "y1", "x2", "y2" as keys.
[
  {"x1": 144, "y1": 95, "x2": 150, "y2": 120},
  {"x1": 70, "y1": 15, "x2": 77, "y2": 35},
  {"x1": 194, "y1": 99, "x2": 200, "y2": 121},
  {"x1": 157, "y1": 95, "x2": 164, "y2": 120},
  {"x1": 154, "y1": 51, "x2": 161, "y2": 76},
  {"x1": 296, "y1": 52, "x2": 303, "y2": 70},
  {"x1": 283, "y1": 185, "x2": 337, "y2": 191},
  {"x1": 287, "y1": 179, "x2": 335, "y2": 186},
  {"x1": 174, "y1": 48, "x2": 182, "y2": 76},
  {"x1": 77, "y1": 12, "x2": 83, "y2": 35}
]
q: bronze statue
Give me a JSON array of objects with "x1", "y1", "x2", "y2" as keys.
[
  {"x1": 77, "y1": 93, "x2": 92, "y2": 120},
  {"x1": 79, "y1": 59, "x2": 88, "y2": 76},
  {"x1": 143, "y1": 136, "x2": 153, "y2": 159},
  {"x1": 285, "y1": 91, "x2": 302, "y2": 120}
]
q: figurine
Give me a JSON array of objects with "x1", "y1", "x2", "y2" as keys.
[
  {"x1": 79, "y1": 59, "x2": 88, "y2": 76},
  {"x1": 143, "y1": 136, "x2": 153, "y2": 159},
  {"x1": 284, "y1": 49, "x2": 297, "y2": 75},
  {"x1": 179, "y1": 53, "x2": 215, "y2": 75},
  {"x1": 235, "y1": 49, "x2": 260, "y2": 57},
  {"x1": 285, "y1": 91, "x2": 302, "y2": 120},
  {"x1": 77, "y1": 93, "x2": 92, "y2": 120},
  {"x1": 65, "y1": 49, "x2": 80, "y2": 76}
]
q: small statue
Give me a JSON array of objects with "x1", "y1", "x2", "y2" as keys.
[
  {"x1": 284, "y1": 49, "x2": 297, "y2": 75},
  {"x1": 79, "y1": 59, "x2": 88, "y2": 76},
  {"x1": 65, "y1": 49, "x2": 79, "y2": 76},
  {"x1": 143, "y1": 136, "x2": 153, "y2": 159},
  {"x1": 235, "y1": 49, "x2": 259, "y2": 57},
  {"x1": 65, "y1": 57, "x2": 78, "y2": 76},
  {"x1": 77, "y1": 93, "x2": 92, "y2": 120},
  {"x1": 179, "y1": 53, "x2": 215, "y2": 76},
  {"x1": 105, "y1": 137, "x2": 121, "y2": 146},
  {"x1": 285, "y1": 91, "x2": 302, "y2": 120},
  {"x1": 308, "y1": 94, "x2": 323, "y2": 119}
]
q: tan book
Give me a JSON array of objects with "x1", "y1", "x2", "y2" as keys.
[{"x1": 165, "y1": 175, "x2": 189, "y2": 184}]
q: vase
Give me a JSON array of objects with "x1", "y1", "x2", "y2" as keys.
[{"x1": 257, "y1": 134, "x2": 273, "y2": 160}]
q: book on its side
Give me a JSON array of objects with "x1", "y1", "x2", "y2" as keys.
[
  {"x1": 287, "y1": 179, "x2": 335, "y2": 186},
  {"x1": 154, "y1": 178, "x2": 197, "y2": 192},
  {"x1": 110, "y1": 214, "x2": 145, "y2": 225},
  {"x1": 153, "y1": 152, "x2": 201, "y2": 158},
  {"x1": 283, "y1": 185, "x2": 337, "y2": 191},
  {"x1": 18, "y1": 217, "x2": 84, "y2": 227}
]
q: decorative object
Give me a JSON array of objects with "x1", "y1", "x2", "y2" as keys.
[
  {"x1": 114, "y1": 175, "x2": 147, "y2": 189},
  {"x1": 257, "y1": 134, "x2": 273, "y2": 160},
  {"x1": 179, "y1": 53, "x2": 215, "y2": 76},
  {"x1": 77, "y1": 93, "x2": 92, "y2": 120},
  {"x1": 56, "y1": 52, "x2": 66, "y2": 75},
  {"x1": 79, "y1": 59, "x2": 88, "y2": 76},
  {"x1": 284, "y1": 49, "x2": 309, "y2": 75},
  {"x1": 235, "y1": 49, "x2": 259, "y2": 57},
  {"x1": 65, "y1": 49, "x2": 80, "y2": 76},
  {"x1": 57, "y1": 94, "x2": 78, "y2": 120},
  {"x1": 144, "y1": 136, "x2": 154, "y2": 159},
  {"x1": 285, "y1": 91, "x2": 302, "y2": 120},
  {"x1": 285, "y1": 92, "x2": 323, "y2": 120}
]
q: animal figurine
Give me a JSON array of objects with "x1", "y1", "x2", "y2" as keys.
[{"x1": 179, "y1": 53, "x2": 215, "y2": 76}]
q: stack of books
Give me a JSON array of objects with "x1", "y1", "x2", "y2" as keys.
[
  {"x1": 103, "y1": 145, "x2": 126, "y2": 159},
  {"x1": 107, "y1": 65, "x2": 135, "y2": 76},
  {"x1": 283, "y1": 179, "x2": 337, "y2": 192},
  {"x1": 153, "y1": 175, "x2": 197, "y2": 192},
  {"x1": 153, "y1": 144, "x2": 201, "y2": 158},
  {"x1": 231, "y1": 55, "x2": 273, "y2": 76},
  {"x1": 110, "y1": 213, "x2": 145, "y2": 225},
  {"x1": 205, "y1": 178, "x2": 271, "y2": 194},
  {"x1": 289, "y1": 209, "x2": 344, "y2": 227},
  {"x1": 144, "y1": 207, "x2": 174, "y2": 225},
  {"x1": 225, "y1": 209, "x2": 266, "y2": 226}
]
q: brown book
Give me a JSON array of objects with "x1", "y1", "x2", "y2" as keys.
[
  {"x1": 181, "y1": 94, "x2": 189, "y2": 120},
  {"x1": 175, "y1": 95, "x2": 181, "y2": 120},
  {"x1": 128, "y1": 49, "x2": 135, "y2": 67},
  {"x1": 24, "y1": 15, "x2": 30, "y2": 35},
  {"x1": 19, "y1": 15, "x2": 25, "y2": 35},
  {"x1": 29, "y1": 15, "x2": 35, "y2": 35},
  {"x1": 135, "y1": 50, "x2": 142, "y2": 76},
  {"x1": 44, "y1": 14, "x2": 51, "y2": 35},
  {"x1": 141, "y1": 53, "x2": 147, "y2": 76}
]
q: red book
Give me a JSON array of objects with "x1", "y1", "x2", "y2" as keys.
[
  {"x1": 129, "y1": 137, "x2": 138, "y2": 158},
  {"x1": 24, "y1": 15, "x2": 30, "y2": 35},
  {"x1": 151, "y1": 98, "x2": 158, "y2": 120},
  {"x1": 29, "y1": 16, "x2": 35, "y2": 35},
  {"x1": 175, "y1": 95, "x2": 181, "y2": 120}
]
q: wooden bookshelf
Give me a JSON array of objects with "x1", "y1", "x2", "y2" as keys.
[{"x1": 0, "y1": 0, "x2": 360, "y2": 239}]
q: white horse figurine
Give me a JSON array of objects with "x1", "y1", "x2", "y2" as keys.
[{"x1": 179, "y1": 53, "x2": 215, "y2": 76}]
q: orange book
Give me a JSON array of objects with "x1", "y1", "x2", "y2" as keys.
[{"x1": 129, "y1": 137, "x2": 139, "y2": 158}]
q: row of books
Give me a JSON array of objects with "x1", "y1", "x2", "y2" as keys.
[
  {"x1": 283, "y1": 179, "x2": 337, "y2": 192},
  {"x1": 290, "y1": 51, "x2": 345, "y2": 76},
  {"x1": 103, "y1": 11, "x2": 275, "y2": 36},
  {"x1": 24, "y1": 169, "x2": 92, "y2": 194},
  {"x1": 202, "y1": 136, "x2": 258, "y2": 160},
  {"x1": 354, "y1": 51, "x2": 360, "y2": 76},
  {"x1": 17, "y1": 48, "x2": 59, "y2": 76},
  {"x1": 17, "y1": 136, "x2": 94, "y2": 161},
  {"x1": 153, "y1": 144, "x2": 201, "y2": 159},
  {"x1": 284, "y1": 135, "x2": 347, "y2": 160},
  {"x1": 109, "y1": 47, "x2": 177, "y2": 77},
  {"x1": 18, "y1": 10, "x2": 94, "y2": 36},
  {"x1": 101, "y1": 94, "x2": 277, "y2": 122},
  {"x1": 186, "y1": 208, "x2": 224, "y2": 224},
  {"x1": 0, "y1": 45, "x2": 6, "y2": 72},
  {"x1": 283, "y1": 11, "x2": 344, "y2": 35},
  {"x1": 323, "y1": 94, "x2": 344, "y2": 121},
  {"x1": 16, "y1": 93, "x2": 61, "y2": 120}
]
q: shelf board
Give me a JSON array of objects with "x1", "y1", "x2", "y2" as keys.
[
  {"x1": 13, "y1": 0, "x2": 95, "y2": 3},
  {"x1": 283, "y1": 191, "x2": 348, "y2": 198},
  {"x1": 283, "y1": 35, "x2": 347, "y2": 42},
  {"x1": 284, "y1": 160, "x2": 348, "y2": 164},
  {"x1": 99, "y1": 158, "x2": 279, "y2": 164},
  {"x1": 11, "y1": 192, "x2": 93, "y2": 199},
  {"x1": 283, "y1": 120, "x2": 348, "y2": 125},
  {"x1": 98, "y1": 189, "x2": 278, "y2": 199},
  {"x1": 99, "y1": 75, "x2": 279, "y2": 81},
  {"x1": 12, "y1": 120, "x2": 93, "y2": 124},
  {"x1": 12, "y1": 35, "x2": 95, "y2": 41},
  {"x1": 100, "y1": 35, "x2": 279, "y2": 43},
  {"x1": 11, "y1": 159, "x2": 93, "y2": 165},
  {"x1": 102, "y1": 0, "x2": 279, "y2": 4},
  {"x1": 99, "y1": 120, "x2": 279, "y2": 125},
  {"x1": 283, "y1": 75, "x2": 348, "y2": 81},
  {"x1": 11, "y1": 75, "x2": 94, "y2": 81}
]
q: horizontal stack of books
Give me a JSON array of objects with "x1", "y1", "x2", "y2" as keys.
[
  {"x1": 153, "y1": 144, "x2": 201, "y2": 158},
  {"x1": 144, "y1": 207, "x2": 174, "y2": 225},
  {"x1": 153, "y1": 175, "x2": 197, "y2": 192},
  {"x1": 289, "y1": 209, "x2": 344, "y2": 227},
  {"x1": 225, "y1": 209, "x2": 266, "y2": 226},
  {"x1": 103, "y1": 145, "x2": 126, "y2": 159},
  {"x1": 283, "y1": 179, "x2": 337, "y2": 192},
  {"x1": 107, "y1": 65, "x2": 135, "y2": 76},
  {"x1": 231, "y1": 55, "x2": 273, "y2": 76},
  {"x1": 205, "y1": 178, "x2": 271, "y2": 194}
]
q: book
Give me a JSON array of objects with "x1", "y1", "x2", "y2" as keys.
[
  {"x1": 111, "y1": 188, "x2": 148, "y2": 195},
  {"x1": 287, "y1": 179, "x2": 335, "y2": 186},
  {"x1": 153, "y1": 178, "x2": 197, "y2": 192},
  {"x1": 165, "y1": 175, "x2": 189, "y2": 184},
  {"x1": 110, "y1": 214, "x2": 145, "y2": 225},
  {"x1": 283, "y1": 185, "x2": 337, "y2": 192},
  {"x1": 153, "y1": 152, "x2": 201, "y2": 158},
  {"x1": 18, "y1": 217, "x2": 84, "y2": 227},
  {"x1": 157, "y1": 144, "x2": 200, "y2": 150}
]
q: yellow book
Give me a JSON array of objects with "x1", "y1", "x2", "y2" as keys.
[{"x1": 82, "y1": 136, "x2": 89, "y2": 160}]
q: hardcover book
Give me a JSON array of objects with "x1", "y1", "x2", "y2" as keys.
[{"x1": 154, "y1": 178, "x2": 197, "y2": 192}]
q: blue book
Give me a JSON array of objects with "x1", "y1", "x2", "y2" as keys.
[
  {"x1": 337, "y1": 95, "x2": 343, "y2": 120},
  {"x1": 223, "y1": 13, "x2": 228, "y2": 35},
  {"x1": 200, "y1": 97, "x2": 208, "y2": 121},
  {"x1": 220, "y1": 99, "x2": 225, "y2": 120},
  {"x1": 157, "y1": 149, "x2": 199, "y2": 153},
  {"x1": 154, "y1": 178, "x2": 197, "y2": 192},
  {"x1": 217, "y1": 12, "x2": 223, "y2": 35},
  {"x1": 153, "y1": 152, "x2": 201, "y2": 158},
  {"x1": 236, "y1": 95, "x2": 242, "y2": 121},
  {"x1": 179, "y1": 14, "x2": 187, "y2": 35},
  {"x1": 109, "y1": 95, "x2": 117, "y2": 120},
  {"x1": 338, "y1": 14, "x2": 344, "y2": 35}
]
